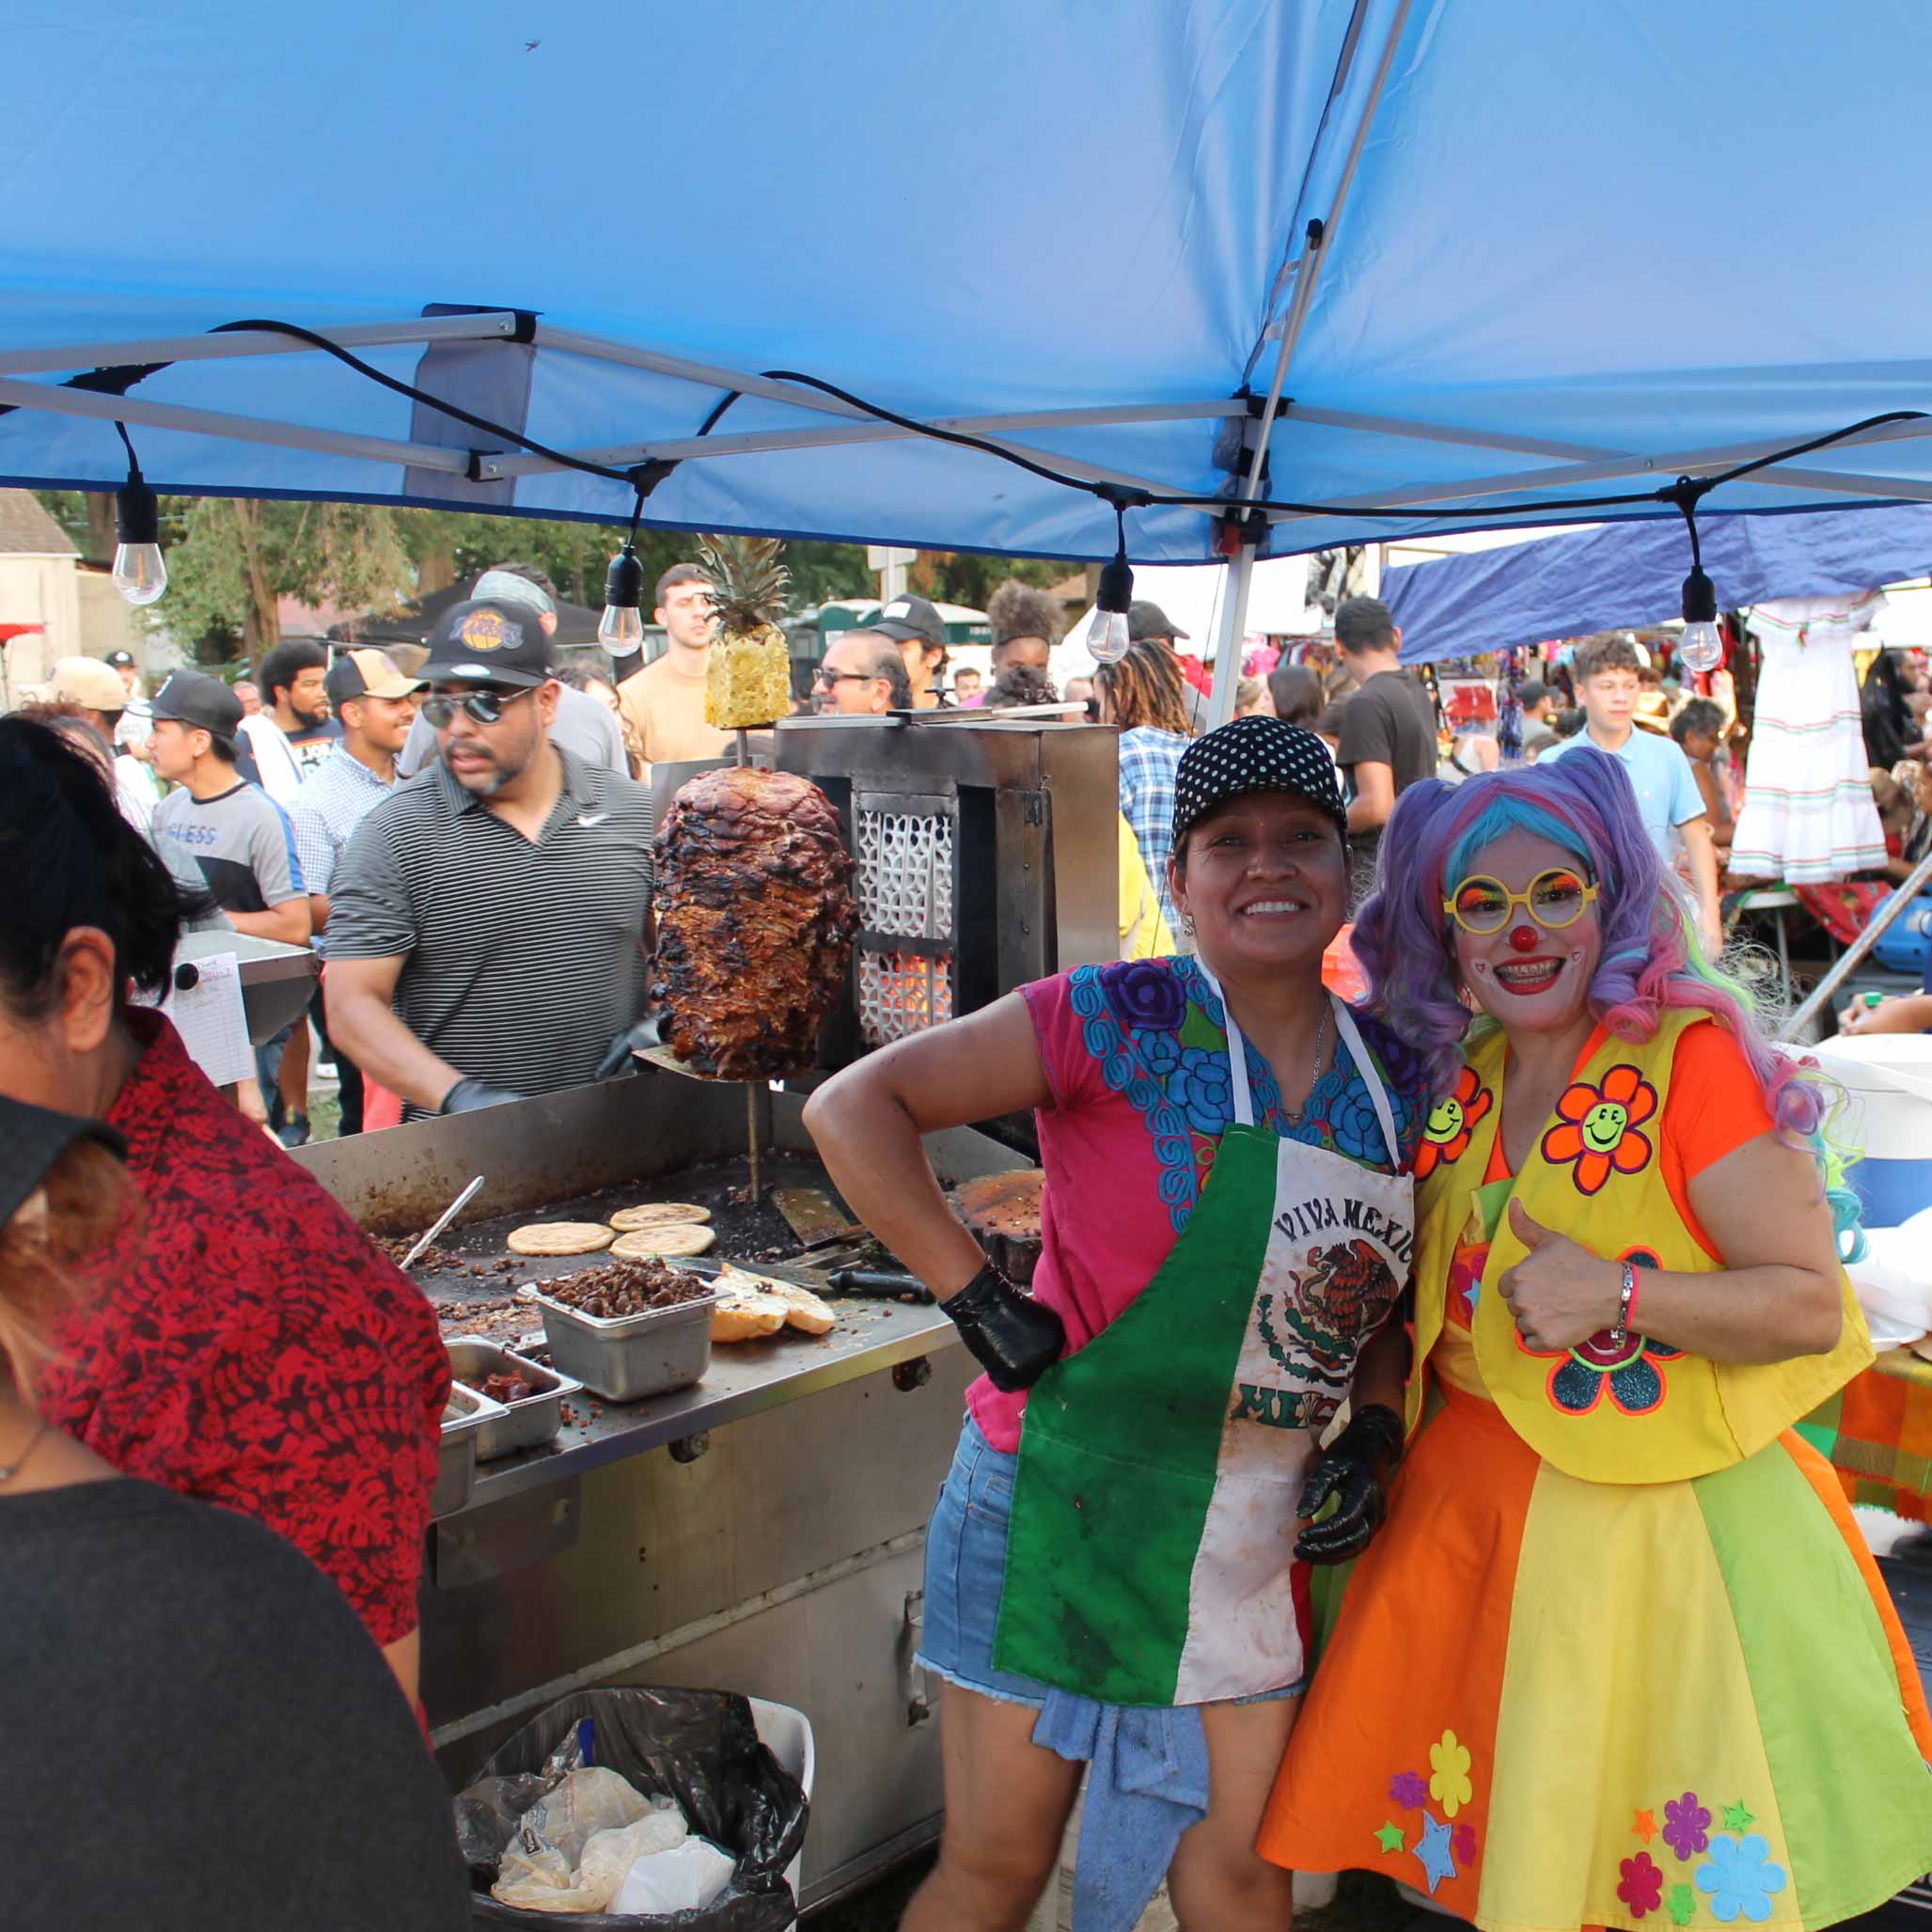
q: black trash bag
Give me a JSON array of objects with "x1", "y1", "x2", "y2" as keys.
[{"x1": 463, "y1": 1687, "x2": 808, "y2": 1929}]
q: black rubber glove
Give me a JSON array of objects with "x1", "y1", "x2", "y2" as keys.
[
  {"x1": 439, "y1": 1077, "x2": 523, "y2": 1115},
  {"x1": 595, "y1": 1014, "x2": 666, "y2": 1082},
  {"x1": 1294, "y1": 1402, "x2": 1405, "y2": 1563},
  {"x1": 942, "y1": 1262, "x2": 1066, "y2": 1393}
]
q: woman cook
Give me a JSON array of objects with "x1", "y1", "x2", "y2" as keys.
[
  {"x1": 807, "y1": 716, "x2": 1429, "y2": 1931},
  {"x1": 1259, "y1": 750, "x2": 1932, "y2": 1931}
]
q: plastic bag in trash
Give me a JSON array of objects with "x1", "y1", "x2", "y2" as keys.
[
  {"x1": 493, "y1": 1807, "x2": 691, "y2": 1914},
  {"x1": 463, "y1": 1687, "x2": 808, "y2": 1929},
  {"x1": 456, "y1": 1720, "x2": 607, "y2": 1869},
  {"x1": 526, "y1": 1769, "x2": 656, "y2": 1869},
  {"x1": 610, "y1": 1840, "x2": 737, "y2": 1917}
]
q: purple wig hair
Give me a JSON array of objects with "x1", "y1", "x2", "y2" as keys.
[{"x1": 1353, "y1": 748, "x2": 1847, "y2": 1202}]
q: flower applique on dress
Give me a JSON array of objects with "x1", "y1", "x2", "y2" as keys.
[
  {"x1": 1415, "y1": 1065, "x2": 1492, "y2": 1181},
  {"x1": 1696, "y1": 1834, "x2": 1788, "y2": 1924},
  {"x1": 1541, "y1": 1063, "x2": 1658, "y2": 1196},
  {"x1": 1620, "y1": 1851, "x2": 1667, "y2": 1920},
  {"x1": 1518, "y1": 1249, "x2": 1683, "y2": 1417}
]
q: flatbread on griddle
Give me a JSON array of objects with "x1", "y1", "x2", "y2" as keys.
[
  {"x1": 610, "y1": 1224, "x2": 716, "y2": 1260},
  {"x1": 505, "y1": 1221, "x2": 616, "y2": 1257},
  {"x1": 608, "y1": 1202, "x2": 713, "y2": 1232}
]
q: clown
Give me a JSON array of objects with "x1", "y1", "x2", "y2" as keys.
[{"x1": 1259, "y1": 747, "x2": 1932, "y2": 1932}]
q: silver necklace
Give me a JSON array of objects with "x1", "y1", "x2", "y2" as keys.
[
  {"x1": 0, "y1": 1418, "x2": 51, "y2": 1486},
  {"x1": 1276, "y1": 1001, "x2": 1332, "y2": 1126}
]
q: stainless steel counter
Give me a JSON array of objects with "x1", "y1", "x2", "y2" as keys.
[
  {"x1": 454, "y1": 1294, "x2": 960, "y2": 1510},
  {"x1": 295, "y1": 1071, "x2": 1018, "y2": 1909}
]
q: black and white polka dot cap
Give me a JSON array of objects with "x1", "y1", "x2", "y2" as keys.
[{"x1": 1170, "y1": 715, "x2": 1348, "y2": 853}]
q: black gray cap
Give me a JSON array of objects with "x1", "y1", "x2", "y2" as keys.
[
  {"x1": 150, "y1": 668, "x2": 243, "y2": 748},
  {"x1": 871, "y1": 594, "x2": 945, "y2": 648},
  {"x1": 0, "y1": 1095, "x2": 124, "y2": 1233},
  {"x1": 1170, "y1": 715, "x2": 1348, "y2": 852}
]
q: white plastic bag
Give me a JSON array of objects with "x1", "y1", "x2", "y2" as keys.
[
  {"x1": 608, "y1": 1837, "x2": 738, "y2": 1917},
  {"x1": 488, "y1": 1786, "x2": 687, "y2": 1914},
  {"x1": 1848, "y1": 1204, "x2": 1932, "y2": 1344},
  {"x1": 524, "y1": 1767, "x2": 652, "y2": 1868}
]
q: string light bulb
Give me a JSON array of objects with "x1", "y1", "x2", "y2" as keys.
[
  {"x1": 1668, "y1": 476, "x2": 1724, "y2": 674},
  {"x1": 599, "y1": 545, "x2": 644, "y2": 654},
  {"x1": 1086, "y1": 508, "x2": 1135, "y2": 664},
  {"x1": 110, "y1": 431, "x2": 166, "y2": 607}
]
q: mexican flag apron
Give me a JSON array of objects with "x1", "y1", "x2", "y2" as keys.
[{"x1": 995, "y1": 984, "x2": 1416, "y2": 1707}]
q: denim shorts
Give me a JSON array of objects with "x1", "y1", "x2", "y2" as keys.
[{"x1": 916, "y1": 1416, "x2": 1307, "y2": 1709}]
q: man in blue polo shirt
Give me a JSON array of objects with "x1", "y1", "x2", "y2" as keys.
[{"x1": 1540, "y1": 633, "x2": 1722, "y2": 958}]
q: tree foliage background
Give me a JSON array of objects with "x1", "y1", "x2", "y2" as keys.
[{"x1": 36, "y1": 491, "x2": 1075, "y2": 668}]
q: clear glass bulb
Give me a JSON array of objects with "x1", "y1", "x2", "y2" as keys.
[
  {"x1": 1677, "y1": 620, "x2": 1724, "y2": 674},
  {"x1": 111, "y1": 542, "x2": 167, "y2": 606},
  {"x1": 1087, "y1": 606, "x2": 1131, "y2": 665},
  {"x1": 598, "y1": 603, "x2": 644, "y2": 653}
]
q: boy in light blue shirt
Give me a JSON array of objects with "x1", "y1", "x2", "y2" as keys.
[{"x1": 1541, "y1": 634, "x2": 1721, "y2": 956}]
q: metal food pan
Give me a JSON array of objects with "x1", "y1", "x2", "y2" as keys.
[
  {"x1": 434, "y1": 1382, "x2": 502, "y2": 1516},
  {"x1": 445, "y1": 1338, "x2": 583, "y2": 1460},
  {"x1": 531, "y1": 1284, "x2": 723, "y2": 1402}
]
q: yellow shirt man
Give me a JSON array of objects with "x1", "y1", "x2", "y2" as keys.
[{"x1": 616, "y1": 563, "x2": 731, "y2": 775}]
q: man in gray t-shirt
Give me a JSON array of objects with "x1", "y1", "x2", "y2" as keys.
[{"x1": 148, "y1": 670, "x2": 311, "y2": 948}]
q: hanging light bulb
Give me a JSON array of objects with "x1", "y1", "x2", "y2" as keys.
[
  {"x1": 599, "y1": 544, "x2": 644, "y2": 654},
  {"x1": 1678, "y1": 565, "x2": 1724, "y2": 674},
  {"x1": 111, "y1": 456, "x2": 166, "y2": 607},
  {"x1": 1086, "y1": 516, "x2": 1135, "y2": 665},
  {"x1": 1669, "y1": 476, "x2": 1724, "y2": 674}
]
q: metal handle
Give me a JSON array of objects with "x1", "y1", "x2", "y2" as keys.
[
  {"x1": 1777, "y1": 846, "x2": 1932, "y2": 1042},
  {"x1": 401, "y1": 1173, "x2": 485, "y2": 1271}
]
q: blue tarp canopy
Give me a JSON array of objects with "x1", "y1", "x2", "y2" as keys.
[
  {"x1": 8, "y1": 3, "x2": 1932, "y2": 569},
  {"x1": 1383, "y1": 508, "x2": 1932, "y2": 665}
]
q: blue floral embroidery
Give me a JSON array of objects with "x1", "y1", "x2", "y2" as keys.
[
  {"x1": 1065, "y1": 959, "x2": 1427, "y2": 1233},
  {"x1": 1695, "y1": 1834, "x2": 1787, "y2": 1924}
]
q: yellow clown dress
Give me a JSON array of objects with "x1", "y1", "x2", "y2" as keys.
[{"x1": 1259, "y1": 1013, "x2": 1932, "y2": 1932}]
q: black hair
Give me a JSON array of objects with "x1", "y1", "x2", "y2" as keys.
[
  {"x1": 1333, "y1": 595, "x2": 1397, "y2": 654},
  {"x1": 1552, "y1": 706, "x2": 1588, "y2": 739},
  {"x1": 0, "y1": 718, "x2": 199, "y2": 1018},
  {"x1": 1670, "y1": 699, "x2": 1725, "y2": 746},
  {"x1": 1266, "y1": 664, "x2": 1324, "y2": 728},
  {"x1": 983, "y1": 664, "x2": 1059, "y2": 708},
  {"x1": 257, "y1": 637, "x2": 328, "y2": 708}
]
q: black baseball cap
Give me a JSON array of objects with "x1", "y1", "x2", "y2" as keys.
[
  {"x1": 150, "y1": 668, "x2": 243, "y2": 750},
  {"x1": 420, "y1": 599, "x2": 552, "y2": 688},
  {"x1": 1128, "y1": 600, "x2": 1188, "y2": 643},
  {"x1": 1517, "y1": 679, "x2": 1551, "y2": 708},
  {"x1": 1170, "y1": 715, "x2": 1348, "y2": 853},
  {"x1": 0, "y1": 1095, "x2": 124, "y2": 1233},
  {"x1": 103, "y1": 648, "x2": 136, "y2": 670},
  {"x1": 872, "y1": 594, "x2": 946, "y2": 649}
]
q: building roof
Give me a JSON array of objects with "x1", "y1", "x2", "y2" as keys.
[{"x1": 0, "y1": 490, "x2": 79, "y2": 558}]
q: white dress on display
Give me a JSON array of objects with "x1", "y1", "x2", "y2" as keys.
[{"x1": 1730, "y1": 591, "x2": 1888, "y2": 882}]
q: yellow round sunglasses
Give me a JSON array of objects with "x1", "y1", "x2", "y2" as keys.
[{"x1": 1442, "y1": 867, "x2": 1598, "y2": 935}]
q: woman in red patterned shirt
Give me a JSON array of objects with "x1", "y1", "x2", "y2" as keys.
[{"x1": 0, "y1": 716, "x2": 449, "y2": 1700}]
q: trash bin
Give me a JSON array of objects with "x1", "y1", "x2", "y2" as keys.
[{"x1": 461, "y1": 1687, "x2": 809, "y2": 1928}]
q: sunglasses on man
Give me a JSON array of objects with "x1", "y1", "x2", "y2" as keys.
[{"x1": 419, "y1": 685, "x2": 538, "y2": 729}]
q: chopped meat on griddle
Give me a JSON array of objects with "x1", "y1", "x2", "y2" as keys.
[
  {"x1": 652, "y1": 766, "x2": 857, "y2": 1079},
  {"x1": 543, "y1": 1257, "x2": 713, "y2": 1320}
]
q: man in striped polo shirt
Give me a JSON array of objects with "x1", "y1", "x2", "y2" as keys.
[{"x1": 323, "y1": 600, "x2": 656, "y2": 1122}]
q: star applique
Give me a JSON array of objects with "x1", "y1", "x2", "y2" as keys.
[
  {"x1": 1634, "y1": 1809, "x2": 1658, "y2": 1845},
  {"x1": 1723, "y1": 1802, "x2": 1756, "y2": 1833},
  {"x1": 1415, "y1": 1814, "x2": 1458, "y2": 1893},
  {"x1": 1375, "y1": 1822, "x2": 1406, "y2": 1853},
  {"x1": 1667, "y1": 1881, "x2": 1697, "y2": 1925}
]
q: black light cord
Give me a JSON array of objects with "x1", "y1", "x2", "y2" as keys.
[
  {"x1": 41, "y1": 320, "x2": 1932, "y2": 541},
  {"x1": 208, "y1": 318, "x2": 666, "y2": 494}
]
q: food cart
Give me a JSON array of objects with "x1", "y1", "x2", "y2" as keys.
[{"x1": 293, "y1": 712, "x2": 1117, "y2": 1909}]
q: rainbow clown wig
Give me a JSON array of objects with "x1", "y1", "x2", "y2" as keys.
[{"x1": 1354, "y1": 747, "x2": 1858, "y2": 1230}]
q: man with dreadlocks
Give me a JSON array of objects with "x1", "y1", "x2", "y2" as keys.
[{"x1": 1096, "y1": 637, "x2": 1194, "y2": 939}]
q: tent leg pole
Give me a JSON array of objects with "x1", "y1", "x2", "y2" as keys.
[
  {"x1": 1778, "y1": 847, "x2": 1932, "y2": 1041},
  {"x1": 1204, "y1": 544, "x2": 1257, "y2": 730}
]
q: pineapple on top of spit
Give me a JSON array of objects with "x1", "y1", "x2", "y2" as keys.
[{"x1": 700, "y1": 535, "x2": 794, "y2": 730}]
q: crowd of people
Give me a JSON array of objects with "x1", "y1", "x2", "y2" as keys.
[{"x1": 6, "y1": 542, "x2": 1929, "y2": 1925}]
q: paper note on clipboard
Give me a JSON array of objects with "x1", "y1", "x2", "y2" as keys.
[{"x1": 164, "y1": 951, "x2": 255, "y2": 1088}]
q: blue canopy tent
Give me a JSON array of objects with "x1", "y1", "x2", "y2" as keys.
[
  {"x1": 8, "y1": 0, "x2": 1932, "y2": 723},
  {"x1": 1383, "y1": 508, "x2": 1932, "y2": 666}
]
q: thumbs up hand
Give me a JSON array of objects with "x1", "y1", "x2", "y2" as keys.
[{"x1": 1497, "y1": 1198, "x2": 1624, "y2": 1353}]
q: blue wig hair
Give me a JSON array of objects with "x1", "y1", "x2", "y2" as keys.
[{"x1": 1353, "y1": 748, "x2": 1862, "y2": 1249}]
